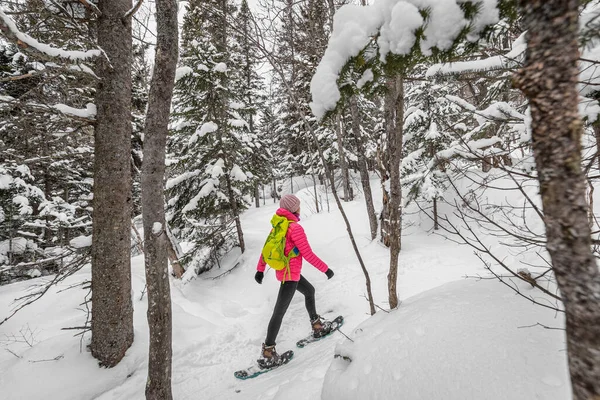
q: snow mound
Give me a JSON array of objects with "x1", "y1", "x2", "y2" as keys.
[{"x1": 322, "y1": 279, "x2": 569, "y2": 400}]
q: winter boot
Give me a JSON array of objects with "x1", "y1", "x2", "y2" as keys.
[
  {"x1": 311, "y1": 315, "x2": 333, "y2": 339},
  {"x1": 258, "y1": 343, "x2": 282, "y2": 369}
]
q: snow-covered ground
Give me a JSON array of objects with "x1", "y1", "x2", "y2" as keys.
[{"x1": 0, "y1": 180, "x2": 569, "y2": 400}]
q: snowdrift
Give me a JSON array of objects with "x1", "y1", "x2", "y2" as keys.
[{"x1": 322, "y1": 279, "x2": 569, "y2": 400}]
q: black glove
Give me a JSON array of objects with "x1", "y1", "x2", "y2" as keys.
[
  {"x1": 325, "y1": 269, "x2": 334, "y2": 280},
  {"x1": 255, "y1": 271, "x2": 264, "y2": 284}
]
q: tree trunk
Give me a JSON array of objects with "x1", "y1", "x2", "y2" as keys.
[
  {"x1": 312, "y1": 174, "x2": 320, "y2": 213},
  {"x1": 225, "y1": 174, "x2": 246, "y2": 253},
  {"x1": 90, "y1": 0, "x2": 134, "y2": 368},
  {"x1": 514, "y1": 1, "x2": 600, "y2": 398},
  {"x1": 593, "y1": 120, "x2": 600, "y2": 171},
  {"x1": 433, "y1": 196, "x2": 439, "y2": 231},
  {"x1": 335, "y1": 113, "x2": 351, "y2": 201},
  {"x1": 141, "y1": 0, "x2": 178, "y2": 396},
  {"x1": 254, "y1": 181, "x2": 260, "y2": 208},
  {"x1": 350, "y1": 95, "x2": 377, "y2": 239},
  {"x1": 383, "y1": 74, "x2": 403, "y2": 310}
]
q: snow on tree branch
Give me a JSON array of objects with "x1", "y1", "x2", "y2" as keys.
[
  {"x1": 78, "y1": 0, "x2": 102, "y2": 17},
  {"x1": 123, "y1": 0, "x2": 144, "y2": 21},
  {"x1": 0, "y1": 96, "x2": 97, "y2": 122},
  {"x1": 0, "y1": 9, "x2": 103, "y2": 62},
  {"x1": 426, "y1": 32, "x2": 526, "y2": 77},
  {"x1": 309, "y1": 0, "x2": 501, "y2": 120}
]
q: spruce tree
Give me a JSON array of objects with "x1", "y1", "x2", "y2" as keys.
[{"x1": 167, "y1": 0, "x2": 257, "y2": 274}]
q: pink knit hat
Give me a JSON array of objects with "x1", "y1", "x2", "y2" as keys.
[{"x1": 280, "y1": 194, "x2": 301, "y2": 213}]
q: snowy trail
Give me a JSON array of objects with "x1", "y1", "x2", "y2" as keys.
[
  {"x1": 0, "y1": 189, "x2": 495, "y2": 400},
  {"x1": 133, "y1": 197, "x2": 487, "y2": 400}
]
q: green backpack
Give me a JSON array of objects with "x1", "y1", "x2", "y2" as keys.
[{"x1": 261, "y1": 214, "x2": 299, "y2": 281}]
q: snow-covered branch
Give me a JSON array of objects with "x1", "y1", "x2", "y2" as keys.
[
  {"x1": 426, "y1": 32, "x2": 527, "y2": 77},
  {"x1": 310, "y1": 0, "x2": 501, "y2": 120},
  {"x1": 78, "y1": 0, "x2": 101, "y2": 17},
  {"x1": 0, "y1": 9, "x2": 103, "y2": 62},
  {"x1": 123, "y1": 0, "x2": 144, "y2": 21},
  {"x1": 0, "y1": 96, "x2": 96, "y2": 122}
]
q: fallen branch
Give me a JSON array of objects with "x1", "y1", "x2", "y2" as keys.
[{"x1": 211, "y1": 262, "x2": 240, "y2": 280}]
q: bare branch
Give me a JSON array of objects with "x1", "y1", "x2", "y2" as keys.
[{"x1": 123, "y1": 0, "x2": 144, "y2": 22}]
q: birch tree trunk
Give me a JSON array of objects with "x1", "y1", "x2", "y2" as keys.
[
  {"x1": 90, "y1": 0, "x2": 134, "y2": 367},
  {"x1": 141, "y1": 0, "x2": 178, "y2": 395},
  {"x1": 350, "y1": 95, "x2": 377, "y2": 239},
  {"x1": 383, "y1": 74, "x2": 403, "y2": 309},
  {"x1": 514, "y1": 1, "x2": 600, "y2": 398}
]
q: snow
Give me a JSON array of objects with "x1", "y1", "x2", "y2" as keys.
[
  {"x1": 152, "y1": 222, "x2": 162, "y2": 235},
  {"x1": 0, "y1": 173, "x2": 14, "y2": 189},
  {"x1": 213, "y1": 62, "x2": 228, "y2": 72},
  {"x1": 69, "y1": 235, "x2": 92, "y2": 249},
  {"x1": 229, "y1": 101, "x2": 244, "y2": 110},
  {"x1": 188, "y1": 121, "x2": 218, "y2": 145},
  {"x1": 0, "y1": 237, "x2": 36, "y2": 256},
  {"x1": 228, "y1": 119, "x2": 248, "y2": 128},
  {"x1": 166, "y1": 169, "x2": 202, "y2": 190},
  {"x1": 310, "y1": 0, "x2": 501, "y2": 119},
  {"x1": 12, "y1": 195, "x2": 32, "y2": 215},
  {"x1": 426, "y1": 32, "x2": 527, "y2": 77},
  {"x1": 0, "y1": 177, "x2": 570, "y2": 400},
  {"x1": 175, "y1": 66, "x2": 193, "y2": 82},
  {"x1": 230, "y1": 165, "x2": 248, "y2": 182},
  {"x1": 356, "y1": 68, "x2": 374, "y2": 89},
  {"x1": 53, "y1": 103, "x2": 97, "y2": 119},
  {"x1": 0, "y1": 9, "x2": 102, "y2": 61},
  {"x1": 323, "y1": 279, "x2": 568, "y2": 400}
]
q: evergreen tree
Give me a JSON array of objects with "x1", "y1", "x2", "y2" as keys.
[
  {"x1": 167, "y1": 0, "x2": 264, "y2": 274},
  {"x1": 0, "y1": 1, "x2": 95, "y2": 282},
  {"x1": 231, "y1": 0, "x2": 270, "y2": 206}
]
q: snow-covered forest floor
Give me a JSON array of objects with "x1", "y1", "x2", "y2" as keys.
[{"x1": 0, "y1": 178, "x2": 569, "y2": 400}]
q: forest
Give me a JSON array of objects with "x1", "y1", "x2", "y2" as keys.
[{"x1": 1, "y1": 0, "x2": 600, "y2": 399}]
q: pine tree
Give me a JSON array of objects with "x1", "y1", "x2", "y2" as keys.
[
  {"x1": 0, "y1": 2, "x2": 95, "y2": 282},
  {"x1": 231, "y1": 0, "x2": 270, "y2": 207},
  {"x1": 167, "y1": 0, "x2": 256, "y2": 274},
  {"x1": 402, "y1": 78, "x2": 464, "y2": 228}
]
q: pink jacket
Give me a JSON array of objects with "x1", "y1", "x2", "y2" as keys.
[{"x1": 257, "y1": 208, "x2": 329, "y2": 281}]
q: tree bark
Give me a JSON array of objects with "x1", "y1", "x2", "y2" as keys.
[
  {"x1": 90, "y1": 0, "x2": 134, "y2": 368},
  {"x1": 254, "y1": 181, "x2": 260, "y2": 208},
  {"x1": 350, "y1": 95, "x2": 377, "y2": 239},
  {"x1": 225, "y1": 174, "x2": 246, "y2": 253},
  {"x1": 384, "y1": 74, "x2": 403, "y2": 310},
  {"x1": 335, "y1": 113, "x2": 351, "y2": 201},
  {"x1": 141, "y1": 0, "x2": 178, "y2": 395},
  {"x1": 514, "y1": 1, "x2": 600, "y2": 398},
  {"x1": 593, "y1": 120, "x2": 600, "y2": 171}
]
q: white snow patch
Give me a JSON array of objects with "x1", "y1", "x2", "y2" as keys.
[
  {"x1": 53, "y1": 103, "x2": 96, "y2": 119},
  {"x1": 69, "y1": 235, "x2": 92, "y2": 249},
  {"x1": 213, "y1": 62, "x2": 228, "y2": 73},
  {"x1": 356, "y1": 69, "x2": 374, "y2": 89},
  {"x1": 322, "y1": 279, "x2": 568, "y2": 400},
  {"x1": 188, "y1": 121, "x2": 218, "y2": 145},
  {"x1": 175, "y1": 66, "x2": 193, "y2": 81}
]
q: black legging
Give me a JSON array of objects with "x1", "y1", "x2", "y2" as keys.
[{"x1": 265, "y1": 275, "x2": 318, "y2": 346}]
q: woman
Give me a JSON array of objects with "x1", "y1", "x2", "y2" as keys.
[{"x1": 255, "y1": 194, "x2": 335, "y2": 368}]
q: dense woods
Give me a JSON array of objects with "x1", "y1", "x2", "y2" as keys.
[{"x1": 2, "y1": 0, "x2": 600, "y2": 399}]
